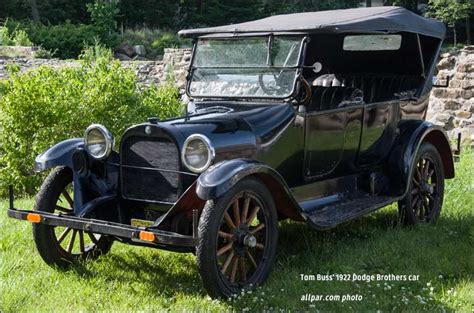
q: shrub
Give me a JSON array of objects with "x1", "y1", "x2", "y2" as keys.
[
  {"x1": 27, "y1": 22, "x2": 98, "y2": 59},
  {"x1": 79, "y1": 39, "x2": 114, "y2": 62},
  {"x1": 3, "y1": 19, "x2": 100, "y2": 59},
  {"x1": 0, "y1": 57, "x2": 184, "y2": 196},
  {"x1": 0, "y1": 25, "x2": 32, "y2": 46},
  {"x1": 150, "y1": 32, "x2": 182, "y2": 56}
]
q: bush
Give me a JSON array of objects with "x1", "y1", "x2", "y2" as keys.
[
  {"x1": 79, "y1": 39, "x2": 114, "y2": 62},
  {"x1": 28, "y1": 22, "x2": 98, "y2": 59},
  {"x1": 0, "y1": 25, "x2": 32, "y2": 46},
  {"x1": 150, "y1": 32, "x2": 183, "y2": 56},
  {"x1": 3, "y1": 19, "x2": 101, "y2": 59},
  {"x1": 0, "y1": 57, "x2": 183, "y2": 196}
]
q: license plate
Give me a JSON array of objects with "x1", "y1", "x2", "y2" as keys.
[{"x1": 131, "y1": 218, "x2": 154, "y2": 228}]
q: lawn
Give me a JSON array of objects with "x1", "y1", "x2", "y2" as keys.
[{"x1": 0, "y1": 151, "x2": 472, "y2": 312}]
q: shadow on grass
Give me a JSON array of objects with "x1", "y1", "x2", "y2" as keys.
[{"x1": 65, "y1": 205, "x2": 472, "y2": 308}]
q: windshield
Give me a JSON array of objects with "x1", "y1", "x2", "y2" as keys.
[{"x1": 188, "y1": 36, "x2": 303, "y2": 98}]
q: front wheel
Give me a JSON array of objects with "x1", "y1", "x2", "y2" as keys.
[
  {"x1": 398, "y1": 143, "x2": 445, "y2": 225},
  {"x1": 32, "y1": 167, "x2": 113, "y2": 269},
  {"x1": 197, "y1": 178, "x2": 278, "y2": 298}
]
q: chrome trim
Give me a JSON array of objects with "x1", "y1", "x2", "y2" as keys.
[
  {"x1": 181, "y1": 134, "x2": 216, "y2": 173},
  {"x1": 110, "y1": 162, "x2": 199, "y2": 176},
  {"x1": 84, "y1": 124, "x2": 114, "y2": 160}
]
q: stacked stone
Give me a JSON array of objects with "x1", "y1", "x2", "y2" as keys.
[
  {"x1": 0, "y1": 48, "x2": 192, "y2": 91},
  {"x1": 427, "y1": 45, "x2": 474, "y2": 143}
]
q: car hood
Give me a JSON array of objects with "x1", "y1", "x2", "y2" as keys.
[{"x1": 163, "y1": 101, "x2": 296, "y2": 161}]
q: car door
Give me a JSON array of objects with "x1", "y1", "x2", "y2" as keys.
[
  {"x1": 357, "y1": 100, "x2": 398, "y2": 167},
  {"x1": 303, "y1": 105, "x2": 364, "y2": 179}
]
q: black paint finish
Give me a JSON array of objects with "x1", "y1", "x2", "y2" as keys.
[{"x1": 18, "y1": 27, "x2": 455, "y2": 245}]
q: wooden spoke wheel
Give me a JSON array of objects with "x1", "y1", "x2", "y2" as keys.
[
  {"x1": 399, "y1": 143, "x2": 444, "y2": 225},
  {"x1": 32, "y1": 167, "x2": 113, "y2": 268},
  {"x1": 217, "y1": 193, "x2": 267, "y2": 284},
  {"x1": 197, "y1": 178, "x2": 278, "y2": 298}
]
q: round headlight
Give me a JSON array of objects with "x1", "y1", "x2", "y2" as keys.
[
  {"x1": 84, "y1": 124, "x2": 114, "y2": 160},
  {"x1": 182, "y1": 134, "x2": 215, "y2": 173}
]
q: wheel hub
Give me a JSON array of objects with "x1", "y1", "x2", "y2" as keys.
[
  {"x1": 419, "y1": 180, "x2": 433, "y2": 194},
  {"x1": 243, "y1": 234, "x2": 257, "y2": 248}
]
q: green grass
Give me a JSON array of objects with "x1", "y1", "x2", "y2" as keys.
[{"x1": 1, "y1": 152, "x2": 473, "y2": 312}]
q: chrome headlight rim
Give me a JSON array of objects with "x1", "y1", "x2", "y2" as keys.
[
  {"x1": 84, "y1": 124, "x2": 114, "y2": 160},
  {"x1": 182, "y1": 134, "x2": 215, "y2": 174}
]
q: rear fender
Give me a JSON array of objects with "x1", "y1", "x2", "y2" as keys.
[
  {"x1": 196, "y1": 159, "x2": 304, "y2": 220},
  {"x1": 387, "y1": 120, "x2": 454, "y2": 197}
]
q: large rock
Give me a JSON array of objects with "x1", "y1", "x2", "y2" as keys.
[{"x1": 116, "y1": 43, "x2": 135, "y2": 57}]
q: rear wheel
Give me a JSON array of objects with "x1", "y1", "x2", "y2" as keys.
[
  {"x1": 32, "y1": 167, "x2": 113, "y2": 268},
  {"x1": 398, "y1": 143, "x2": 444, "y2": 225},
  {"x1": 197, "y1": 178, "x2": 278, "y2": 298}
]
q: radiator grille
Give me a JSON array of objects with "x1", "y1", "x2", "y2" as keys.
[{"x1": 121, "y1": 136, "x2": 180, "y2": 203}]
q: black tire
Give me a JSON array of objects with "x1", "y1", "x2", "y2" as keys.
[
  {"x1": 197, "y1": 178, "x2": 278, "y2": 298},
  {"x1": 398, "y1": 143, "x2": 445, "y2": 225},
  {"x1": 32, "y1": 166, "x2": 113, "y2": 268}
]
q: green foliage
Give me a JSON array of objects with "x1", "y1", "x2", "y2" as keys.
[
  {"x1": 0, "y1": 26, "x2": 10, "y2": 45},
  {"x1": 79, "y1": 38, "x2": 114, "y2": 62},
  {"x1": 5, "y1": 20, "x2": 98, "y2": 59},
  {"x1": 33, "y1": 47, "x2": 56, "y2": 59},
  {"x1": 150, "y1": 32, "x2": 183, "y2": 56},
  {"x1": 427, "y1": 0, "x2": 473, "y2": 45},
  {"x1": 0, "y1": 25, "x2": 32, "y2": 46},
  {"x1": 427, "y1": 0, "x2": 472, "y2": 27},
  {"x1": 10, "y1": 29, "x2": 32, "y2": 46},
  {"x1": 86, "y1": 0, "x2": 120, "y2": 47},
  {"x1": 0, "y1": 0, "x2": 92, "y2": 25},
  {"x1": 0, "y1": 57, "x2": 183, "y2": 196}
]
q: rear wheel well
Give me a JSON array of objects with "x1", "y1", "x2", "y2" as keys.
[
  {"x1": 423, "y1": 131, "x2": 455, "y2": 179},
  {"x1": 253, "y1": 173, "x2": 304, "y2": 221}
]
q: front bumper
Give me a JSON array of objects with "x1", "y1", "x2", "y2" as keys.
[{"x1": 6, "y1": 186, "x2": 198, "y2": 248}]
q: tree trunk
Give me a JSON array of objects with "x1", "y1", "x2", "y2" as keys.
[
  {"x1": 453, "y1": 27, "x2": 457, "y2": 48},
  {"x1": 466, "y1": 16, "x2": 471, "y2": 45},
  {"x1": 29, "y1": 0, "x2": 40, "y2": 22},
  {"x1": 366, "y1": 0, "x2": 372, "y2": 7}
]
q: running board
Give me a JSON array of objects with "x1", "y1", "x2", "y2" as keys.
[{"x1": 303, "y1": 194, "x2": 396, "y2": 230}]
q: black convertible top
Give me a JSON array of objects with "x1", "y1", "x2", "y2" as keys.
[{"x1": 179, "y1": 6, "x2": 445, "y2": 39}]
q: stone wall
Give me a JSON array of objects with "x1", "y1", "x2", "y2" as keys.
[
  {"x1": 0, "y1": 48, "x2": 192, "y2": 92},
  {"x1": 427, "y1": 46, "x2": 474, "y2": 142}
]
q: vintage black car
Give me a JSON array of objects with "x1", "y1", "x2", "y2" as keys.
[{"x1": 8, "y1": 7, "x2": 454, "y2": 298}]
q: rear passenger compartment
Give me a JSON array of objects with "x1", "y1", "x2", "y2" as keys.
[{"x1": 302, "y1": 31, "x2": 438, "y2": 109}]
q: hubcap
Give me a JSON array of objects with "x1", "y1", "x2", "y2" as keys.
[{"x1": 243, "y1": 234, "x2": 257, "y2": 248}]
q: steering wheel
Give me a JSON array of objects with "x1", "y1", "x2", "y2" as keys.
[
  {"x1": 258, "y1": 72, "x2": 281, "y2": 95},
  {"x1": 299, "y1": 76, "x2": 312, "y2": 105}
]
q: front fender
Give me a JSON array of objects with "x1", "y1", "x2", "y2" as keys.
[
  {"x1": 196, "y1": 159, "x2": 283, "y2": 199},
  {"x1": 34, "y1": 138, "x2": 83, "y2": 172},
  {"x1": 196, "y1": 159, "x2": 304, "y2": 221},
  {"x1": 388, "y1": 120, "x2": 454, "y2": 197}
]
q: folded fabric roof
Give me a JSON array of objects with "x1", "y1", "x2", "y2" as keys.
[{"x1": 179, "y1": 6, "x2": 445, "y2": 39}]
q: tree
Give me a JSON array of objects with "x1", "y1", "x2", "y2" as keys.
[
  {"x1": 28, "y1": 0, "x2": 40, "y2": 22},
  {"x1": 427, "y1": 0, "x2": 473, "y2": 46}
]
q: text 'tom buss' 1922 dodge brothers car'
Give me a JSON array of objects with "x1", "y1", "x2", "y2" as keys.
[{"x1": 8, "y1": 7, "x2": 455, "y2": 298}]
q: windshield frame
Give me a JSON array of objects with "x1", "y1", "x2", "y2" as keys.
[{"x1": 186, "y1": 34, "x2": 308, "y2": 100}]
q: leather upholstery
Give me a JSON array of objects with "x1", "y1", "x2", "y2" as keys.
[
  {"x1": 313, "y1": 74, "x2": 421, "y2": 103},
  {"x1": 307, "y1": 86, "x2": 364, "y2": 112}
]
